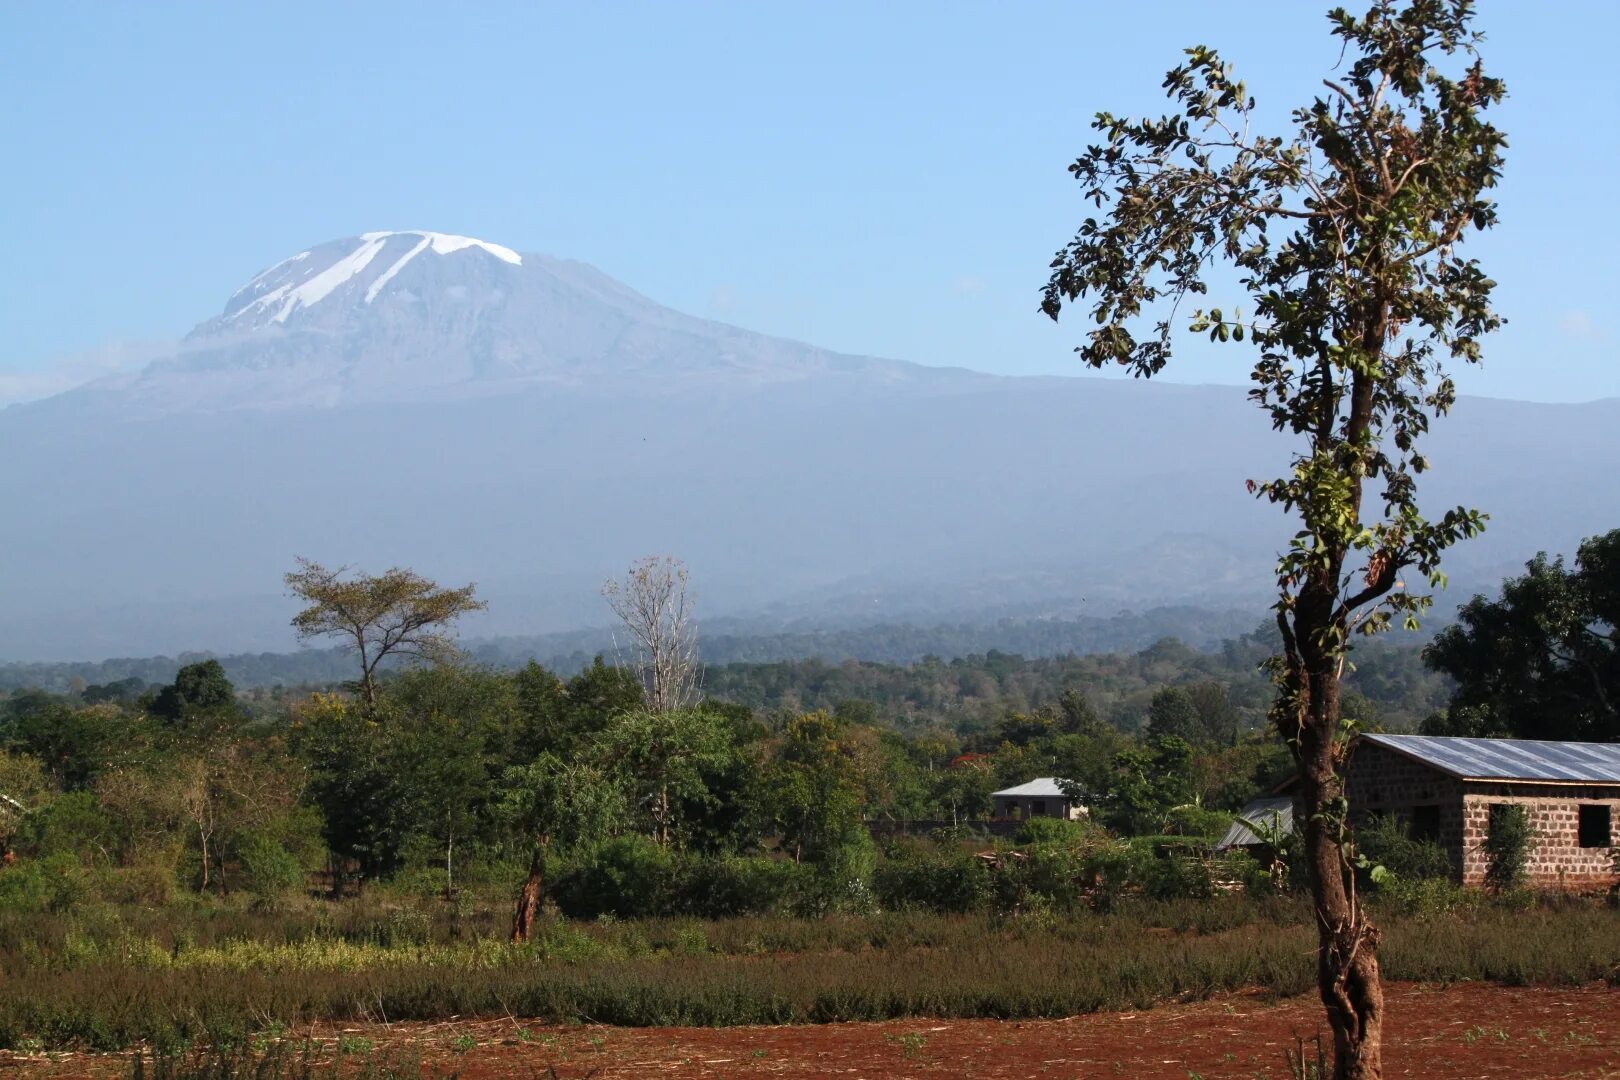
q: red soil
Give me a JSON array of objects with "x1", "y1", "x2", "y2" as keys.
[{"x1": 6, "y1": 983, "x2": 1617, "y2": 1079}]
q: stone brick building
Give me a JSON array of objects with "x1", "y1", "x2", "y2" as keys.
[{"x1": 1345, "y1": 734, "x2": 1620, "y2": 889}]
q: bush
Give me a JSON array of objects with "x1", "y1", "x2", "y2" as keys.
[
  {"x1": 1140, "y1": 851, "x2": 1214, "y2": 901},
  {"x1": 0, "y1": 853, "x2": 96, "y2": 913},
  {"x1": 1160, "y1": 805, "x2": 1235, "y2": 841},
  {"x1": 237, "y1": 833, "x2": 304, "y2": 898},
  {"x1": 671, "y1": 856, "x2": 813, "y2": 918},
  {"x1": 1355, "y1": 813, "x2": 1452, "y2": 885},
  {"x1": 551, "y1": 836, "x2": 675, "y2": 920},
  {"x1": 21, "y1": 792, "x2": 118, "y2": 863},
  {"x1": 1013, "y1": 817, "x2": 1090, "y2": 846},
  {"x1": 1374, "y1": 875, "x2": 1480, "y2": 917},
  {"x1": 1484, "y1": 804, "x2": 1532, "y2": 893},
  {"x1": 873, "y1": 849, "x2": 990, "y2": 913},
  {"x1": 105, "y1": 858, "x2": 179, "y2": 907},
  {"x1": 554, "y1": 842, "x2": 823, "y2": 921}
]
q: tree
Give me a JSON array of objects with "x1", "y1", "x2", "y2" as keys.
[
  {"x1": 603, "y1": 556, "x2": 700, "y2": 713},
  {"x1": 1146, "y1": 687, "x2": 1201, "y2": 744},
  {"x1": 2, "y1": 700, "x2": 127, "y2": 792},
  {"x1": 1104, "y1": 736, "x2": 1194, "y2": 835},
  {"x1": 1187, "y1": 682, "x2": 1243, "y2": 746},
  {"x1": 293, "y1": 694, "x2": 417, "y2": 890},
  {"x1": 1423, "y1": 530, "x2": 1620, "y2": 741},
  {"x1": 1038, "y1": 4, "x2": 1504, "y2": 1074},
  {"x1": 594, "y1": 707, "x2": 736, "y2": 848},
  {"x1": 501, "y1": 753, "x2": 626, "y2": 941},
  {"x1": 378, "y1": 666, "x2": 509, "y2": 897},
  {"x1": 758, "y1": 711, "x2": 870, "y2": 865},
  {"x1": 150, "y1": 659, "x2": 241, "y2": 735},
  {"x1": 285, "y1": 559, "x2": 486, "y2": 707}
]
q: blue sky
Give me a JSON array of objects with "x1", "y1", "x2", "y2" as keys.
[{"x1": 3, "y1": 1, "x2": 1614, "y2": 403}]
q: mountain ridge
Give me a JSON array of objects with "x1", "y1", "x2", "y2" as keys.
[{"x1": 3, "y1": 231, "x2": 1615, "y2": 661}]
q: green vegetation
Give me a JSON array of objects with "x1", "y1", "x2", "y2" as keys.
[
  {"x1": 1483, "y1": 804, "x2": 1533, "y2": 893},
  {"x1": 1, "y1": 540, "x2": 1615, "y2": 1062},
  {"x1": 1038, "y1": 0, "x2": 1508, "y2": 1068},
  {"x1": 1, "y1": 892, "x2": 1613, "y2": 1053},
  {"x1": 1425, "y1": 528, "x2": 1620, "y2": 742}
]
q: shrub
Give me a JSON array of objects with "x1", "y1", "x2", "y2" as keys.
[
  {"x1": 873, "y1": 849, "x2": 990, "y2": 913},
  {"x1": 1483, "y1": 804, "x2": 1532, "y2": 893},
  {"x1": 1374, "y1": 875, "x2": 1479, "y2": 917},
  {"x1": 1160, "y1": 805, "x2": 1235, "y2": 842},
  {"x1": 0, "y1": 852, "x2": 99, "y2": 913},
  {"x1": 1140, "y1": 851, "x2": 1214, "y2": 902},
  {"x1": 1013, "y1": 817, "x2": 1090, "y2": 846},
  {"x1": 551, "y1": 836, "x2": 676, "y2": 920},
  {"x1": 1355, "y1": 813, "x2": 1452, "y2": 885},
  {"x1": 238, "y1": 833, "x2": 304, "y2": 899},
  {"x1": 670, "y1": 856, "x2": 813, "y2": 918},
  {"x1": 21, "y1": 791, "x2": 119, "y2": 864},
  {"x1": 105, "y1": 858, "x2": 179, "y2": 907}
]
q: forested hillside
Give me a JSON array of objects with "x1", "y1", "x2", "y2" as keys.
[
  {"x1": 0, "y1": 606, "x2": 1259, "y2": 693},
  {"x1": 0, "y1": 617, "x2": 1449, "y2": 734}
]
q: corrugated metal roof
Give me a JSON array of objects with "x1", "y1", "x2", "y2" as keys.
[
  {"x1": 1215, "y1": 796, "x2": 1295, "y2": 851},
  {"x1": 1361, "y1": 733, "x2": 1620, "y2": 784},
  {"x1": 991, "y1": 777, "x2": 1076, "y2": 799}
]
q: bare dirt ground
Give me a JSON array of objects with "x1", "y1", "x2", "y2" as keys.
[{"x1": 5, "y1": 983, "x2": 1617, "y2": 1079}]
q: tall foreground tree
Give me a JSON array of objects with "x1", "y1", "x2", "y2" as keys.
[
  {"x1": 1039, "y1": 4, "x2": 1504, "y2": 1076},
  {"x1": 285, "y1": 559, "x2": 486, "y2": 707}
]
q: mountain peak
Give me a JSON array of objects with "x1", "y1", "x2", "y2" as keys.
[{"x1": 215, "y1": 231, "x2": 524, "y2": 331}]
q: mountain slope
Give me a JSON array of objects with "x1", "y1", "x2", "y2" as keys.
[
  {"x1": 3, "y1": 233, "x2": 1615, "y2": 660},
  {"x1": 54, "y1": 230, "x2": 973, "y2": 417}
]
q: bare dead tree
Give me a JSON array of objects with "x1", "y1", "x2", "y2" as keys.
[{"x1": 602, "y1": 556, "x2": 700, "y2": 713}]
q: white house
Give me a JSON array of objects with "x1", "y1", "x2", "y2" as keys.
[{"x1": 990, "y1": 778, "x2": 1086, "y2": 821}]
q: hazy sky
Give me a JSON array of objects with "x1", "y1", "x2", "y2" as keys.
[{"x1": 3, "y1": 1, "x2": 1615, "y2": 403}]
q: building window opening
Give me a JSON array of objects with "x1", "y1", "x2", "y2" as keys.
[
  {"x1": 1578, "y1": 804, "x2": 1612, "y2": 849},
  {"x1": 1031, "y1": 800, "x2": 1047, "y2": 818},
  {"x1": 1410, "y1": 805, "x2": 1441, "y2": 844}
]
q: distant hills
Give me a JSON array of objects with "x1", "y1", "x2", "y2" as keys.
[
  {"x1": 3, "y1": 230, "x2": 1616, "y2": 661},
  {"x1": 0, "y1": 606, "x2": 1268, "y2": 694}
]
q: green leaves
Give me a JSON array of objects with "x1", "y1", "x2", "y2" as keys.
[{"x1": 1042, "y1": 0, "x2": 1505, "y2": 678}]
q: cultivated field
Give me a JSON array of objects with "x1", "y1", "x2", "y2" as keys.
[
  {"x1": 1, "y1": 893, "x2": 1617, "y2": 1077},
  {"x1": 4, "y1": 984, "x2": 1618, "y2": 1078}
]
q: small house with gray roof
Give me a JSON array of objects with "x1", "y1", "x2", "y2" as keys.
[
  {"x1": 1345, "y1": 734, "x2": 1620, "y2": 889},
  {"x1": 990, "y1": 778, "x2": 1087, "y2": 821}
]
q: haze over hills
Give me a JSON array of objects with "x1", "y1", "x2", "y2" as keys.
[{"x1": 3, "y1": 231, "x2": 1616, "y2": 661}]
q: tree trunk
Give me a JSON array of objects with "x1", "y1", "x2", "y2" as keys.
[
  {"x1": 510, "y1": 843, "x2": 546, "y2": 943},
  {"x1": 1290, "y1": 597, "x2": 1385, "y2": 1080},
  {"x1": 445, "y1": 820, "x2": 454, "y2": 900}
]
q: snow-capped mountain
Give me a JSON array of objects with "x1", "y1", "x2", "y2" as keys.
[
  {"x1": 3, "y1": 233, "x2": 1617, "y2": 660},
  {"x1": 207, "y1": 231, "x2": 525, "y2": 332},
  {"x1": 65, "y1": 232, "x2": 958, "y2": 416}
]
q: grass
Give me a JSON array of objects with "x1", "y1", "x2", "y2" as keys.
[
  {"x1": 128, "y1": 1041, "x2": 458, "y2": 1079},
  {"x1": 1, "y1": 893, "x2": 1615, "y2": 1052}
]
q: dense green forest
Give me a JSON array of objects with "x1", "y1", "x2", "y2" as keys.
[
  {"x1": 0, "y1": 605, "x2": 1263, "y2": 694},
  {"x1": 0, "y1": 625, "x2": 1441, "y2": 920}
]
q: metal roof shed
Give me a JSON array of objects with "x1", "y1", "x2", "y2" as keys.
[
  {"x1": 990, "y1": 777, "x2": 1086, "y2": 821},
  {"x1": 1215, "y1": 796, "x2": 1295, "y2": 851}
]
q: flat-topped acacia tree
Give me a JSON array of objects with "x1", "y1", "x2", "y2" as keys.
[
  {"x1": 1038, "y1": 3, "x2": 1504, "y2": 1076},
  {"x1": 285, "y1": 558, "x2": 486, "y2": 707}
]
